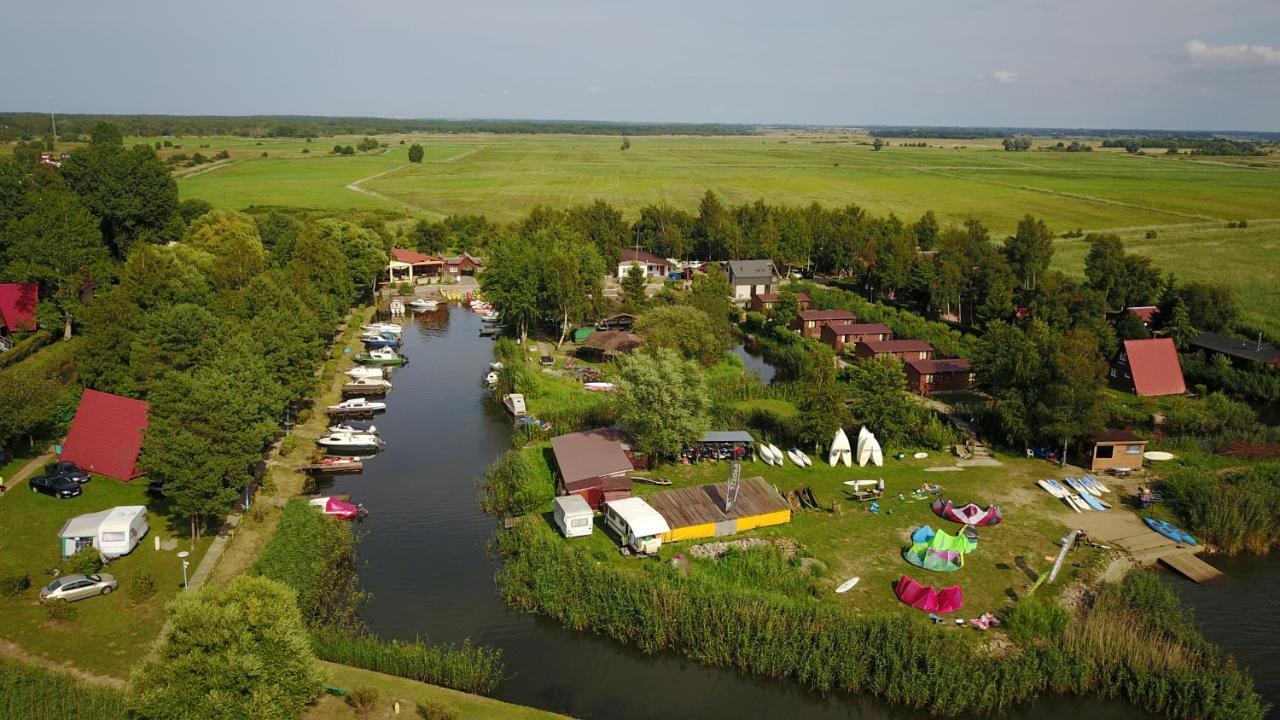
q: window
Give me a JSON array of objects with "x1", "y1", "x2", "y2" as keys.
[
  {"x1": 1109, "y1": 368, "x2": 1116, "y2": 378},
  {"x1": 101, "y1": 531, "x2": 126, "y2": 542},
  {"x1": 570, "y1": 518, "x2": 588, "y2": 528},
  {"x1": 1125, "y1": 444, "x2": 1143, "y2": 455},
  {"x1": 1095, "y1": 445, "x2": 1114, "y2": 459}
]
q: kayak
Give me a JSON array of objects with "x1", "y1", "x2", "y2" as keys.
[{"x1": 1144, "y1": 518, "x2": 1197, "y2": 546}]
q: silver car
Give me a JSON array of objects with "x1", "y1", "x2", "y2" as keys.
[{"x1": 40, "y1": 573, "x2": 118, "y2": 602}]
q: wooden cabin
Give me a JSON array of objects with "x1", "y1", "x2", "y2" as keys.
[
  {"x1": 853, "y1": 339, "x2": 934, "y2": 362},
  {"x1": 1110, "y1": 338, "x2": 1186, "y2": 397},
  {"x1": 749, "y1": 291, "x2": 810, "y2": 315},
  {"x1": 646, "y1": 476, "x2": 791, "y2": 542},
  {"x1": 904, "y1": 358, "x2": 974, "y2": 395},
  {"x1": 790, "y1": 309, "x2": 856, "y2": 339},
  {"x1": 1083, "y1": 429, "x2": 1148, "y2": 473},
  {"x1": 820, "y1": 322, "x2": 892, "y2": 353},
  {"x1": 551, "y1": 429, "x2": 635, "y2": 510}
]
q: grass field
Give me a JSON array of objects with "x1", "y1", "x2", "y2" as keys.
[{"x1": 0, "y1": 472, "x2": 211, "y2": 679}]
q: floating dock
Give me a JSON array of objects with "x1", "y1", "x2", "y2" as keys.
[
  {"x1": 300, "y1": 460, "x2": 364, "y2": 475},
  {"x1": 1159, "y1": 553, "x2": 1223, "y2": 583},
  {"x1": 645, "y1": 476, "x2": 791, "y2": 543}
]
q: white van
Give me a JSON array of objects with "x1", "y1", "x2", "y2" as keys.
[
  {"x1": 97, "y1": 506, "x2": 149, "y2": 559},
  {"x1": 602, "y1": 497, "x2": 669, "y2": 555},
  {"x1": 553, "y1": 494, "x2": 594, "y2": 538}
]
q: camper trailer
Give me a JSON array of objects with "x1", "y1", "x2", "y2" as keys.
[
  {"x1": 57, "y1": 505, "x2": 149, "y2": 559},
  {"x1": 553, "y1": 494, "x2": 594, "y2": 538},
  {"x1": 602, "y1": 497, "x2": 669, "y2": 555}
]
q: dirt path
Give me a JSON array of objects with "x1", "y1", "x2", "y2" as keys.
[
  {"x1": 0, "y1": 450, "x2": 54, "y2": 498},
  {"x1": 0, "y1": 638, "x2": 127, "y2": 689}
]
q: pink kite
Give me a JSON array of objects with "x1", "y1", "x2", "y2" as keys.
[
  {"x1": 309, "y1": 496, "x2": 365, "y2": 520},
  {"x1": 894, "y1": 575, "x2": 964, "y2": 613},
  {"x1": 932, "y1": 499, "x2": 1002, "y2": 526}
]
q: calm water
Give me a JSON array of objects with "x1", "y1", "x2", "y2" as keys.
[
  {"x1": 733, "y1": 343, "x2": 776, "y2": 384},
  {"x1": 327, "y1": 307, "x2": 1273, "y2": 719}
]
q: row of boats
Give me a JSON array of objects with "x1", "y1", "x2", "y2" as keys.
[
  {"x1": 1037, "y1": 476, "x2": 1112, "y2": 512},
  {"x1": 829, "y1": 427, "x2": 884, "y2": 468},
  {"x1": 315, "y1": 321, "x2": 409, "y2": 454}
]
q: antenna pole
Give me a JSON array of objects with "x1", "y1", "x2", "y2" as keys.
[{"x1": 48, "y1": 97, "x2": 57, "y2": 143}]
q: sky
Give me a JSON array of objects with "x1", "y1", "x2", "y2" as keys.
[{"x1": 2, "y1": 0, "x2": 1278, "y2": 131}]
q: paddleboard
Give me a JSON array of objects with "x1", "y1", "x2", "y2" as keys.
[
  {"x1": 1080, "y1": 493, "x2": 1108, "y2": 511},
  {"x1": 1065, "y1": 493, "x2": 1090, "y2": 512},
  {"x1": 1144, "y1": 451, "x2": 1175, "y2": 462},
  {"x1": 1084, "y1": 475, "x2": 1110, "y2": 494},
  {"x1": 835, "y1": 577, "x2": 860, "y2": 593},
  {"x1": 1037, "y1": 479, "x2": 1065, "y2": 498}
]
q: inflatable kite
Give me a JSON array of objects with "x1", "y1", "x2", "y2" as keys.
[
  {"x1": 894, "y1": 574, "x2": 963, "y2": 613},
  {"x1": 932, "y1": 498, "x2": 1002, "y2": 526},
  {"x1": 904, "y1": 525, "x2": 977, "y2": 572}
]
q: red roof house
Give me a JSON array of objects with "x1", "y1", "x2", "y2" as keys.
[
  {"x1": 0, "y1": 282, "x2": 38, "y2": 333},
  {"x1": 904, "y1": 358, "x2": 974, "y2": 395},
  {"x1": 790, "y1": 309, "x2": 857, "y2": 338},
  {"x1": 853, "y1": 339, "x2": 934, "y2": 362},
  {"x1": 1112, "y1": 338, "x2": 1186, "y2": 397},
  {"x1": 820, "y1": 322, "x2": 892, "y2": 352},
  {"x1": 388, "y1": 247, "x2": 445, "y2": 283},
  {"x1": 59, "y1": 389, "x2": 150, "y2": 481}
]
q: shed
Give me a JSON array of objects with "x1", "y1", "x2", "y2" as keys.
[
  {"x1": 59, "y1": 389, "x2": 149, "y2": 481},
  {"x1": 904, "y1": 358, "x2": 974, "y2": 395},
  {"x1": 0, "y1": 282, "x2": 38, "y2": 334},
  {"x1": 551, "y1": 429, "x2": 635, "y2": 509},
  {"x1": 1084, "y1": 429, "x2": 1148, "y2": 473},
  {"x1": 58, "y1": 509, "x2": 111, "y2": 558},
  {"x1": 1111, "y1": 338, "x2": 1186, "y2": 397},
  {"x1": 646, "y1": 476, "x2": 791, "y2": 542},
  {"x1": 553, "y1": 494, "x2": 594, "y2": 538}
]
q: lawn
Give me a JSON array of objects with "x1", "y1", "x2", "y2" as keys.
[{"x1": 0, "y1": 472, "x2": 211, "y2": 679}]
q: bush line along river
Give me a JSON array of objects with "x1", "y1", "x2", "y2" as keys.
[{"x1": 324, "y1": 307, "x2": 1274, "y2": 719}]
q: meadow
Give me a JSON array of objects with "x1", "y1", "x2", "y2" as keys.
[{"x1": 155, "y1": 132, "x2": 1280, "y2": 333}]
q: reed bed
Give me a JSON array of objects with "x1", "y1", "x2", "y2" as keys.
[
  {"x1": 0, "y1": 660, "x2": 127, "y2": 720},
  {"x1": 1161, "y1": 463, "x2": 1280, "y2": 554},
  {"x1": 311, "y1": 631, "x2": 504, "y2": 695}
]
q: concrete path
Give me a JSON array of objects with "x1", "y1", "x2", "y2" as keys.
[{"x1": 184, "y1": 514, "x2": 240, "y2": 591}]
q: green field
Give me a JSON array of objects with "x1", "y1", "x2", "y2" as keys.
[{"x1": 158, "y1": 132, "x2": 1280, "y2": 333}]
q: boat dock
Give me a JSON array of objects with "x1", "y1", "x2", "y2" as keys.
[
  {"x1": 1070, "y1": 511, "x2": 1225, "y2": 584},
  {"x1": 325, "y1": 406, "x2": 377, "y2": 418},
  {"x1": 341, "y1": 383, "x2": 388, "y2": 396},
  {"x1": 1159, "y1": 553, "x2": 1224, "y2": 583},
  {"x1": 300, "y1": 460, "x2": 364, "y2": 475}
]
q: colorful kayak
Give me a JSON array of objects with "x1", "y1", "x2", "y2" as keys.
[{"x1": 1144, "y1": 518, "x2": 1197, "y2": 545}]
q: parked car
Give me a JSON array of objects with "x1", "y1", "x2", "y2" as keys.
[
  {"x1": 40, "y1": 573, "x2": 117, "y2": 602},
  {"x1": 29, "y1": 473, "x2": 82, "y2": 499},
  {"x1": 44, "y1": 461, "x2": 90, "y2": 484}
]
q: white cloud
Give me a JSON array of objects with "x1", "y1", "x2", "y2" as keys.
[
  {"x1": 1186, "y1": 39, "x2": 1280, "y2": 67},
  {"x1": 992, "y1": 69, "x2": 1018, "y2": 84}
]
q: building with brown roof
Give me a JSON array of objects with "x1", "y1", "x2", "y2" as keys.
[
  {"x1": 904, "y1": 358, "x2": 974, "y2": 395},
  {"x1": 551, "y1": 429, "x2": 635, "y2": 509},
  {"x1": 853, "y1": 339, "x2": 934, "y2": 362},
  {"x1": 617, "y1": 249, "x2": 671, "y2": 279},
  {"x1": 790, "y1": 309, "x2": 857, "y2": 338},
  {"x1": 820, "y1": 322, "x2": 892, "y2": 352},
  {"x1": 749, "y1": 291, "x2": 810, "y2": 314},
  {"x1": 1186, "y1": 332, "x2": 1280, "y2": 368},
  {"x1": 1111, "y1": 338, "x2": 1186, "y2": 397},
  {"x1": 1082, "y1": 428, "x2": 1148, "y2": 473},
  {"x1": 387, "y1": 247, "x2": 445, "y2": 283}
]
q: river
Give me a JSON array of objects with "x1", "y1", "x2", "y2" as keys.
[{"x1": 326, "y1": 307, "x2": 1271, "y2": 719}]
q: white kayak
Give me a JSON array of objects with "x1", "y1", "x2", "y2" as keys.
[
  {"x1": 787, "y1": 449, "x2": 807, "y2": 467},
  {"x1": 766, "y1": 443, "x2": 785, "y2": 466}
]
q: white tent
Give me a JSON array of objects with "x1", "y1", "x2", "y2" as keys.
[
  {"x1": 58, "y1": 510, "x2": 111, "y2": 558},
  {"x1": 57, "y1": 505, "x2": 148, "y2": 559}
]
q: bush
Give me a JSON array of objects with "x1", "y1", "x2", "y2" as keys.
[
  {"x1": 129, "y1": 573, "x2": 157, "y2": 603},
  {"x1": 65, "y1": 548, "x2": 102, "y2": 576},
  {"x1": 397, "y1": 281, "x2": 415, "y2": 296},
  {"x1": 0, "y1": 573, "x2": 30, "y2": 597},
  {"x1": 278, "y1": 434, "x2": 299, "y2": 458},
  {"x1": 480, "y1": 448, "x2": 556, "y2": 517},
  {"x1": 417, "y1": 699, "x2": 460, "y2": 720},
  {"x1": 917, "y1": 413, "x2": 957, "y2": 450},
  {"x1": 1144, "y1": 230, "x2": 1158, "y2": 239},
  {"x1": 45, "y1": 599, "x2": 77, "y2": 622},
  {"x1": 253, "y1": 500, "x2": 368, "y2": 631},
  {"x1": 344, "y1": 687, "x2": 379, "y2": 714},
  {"x1": 1004, "y1": 597, "x2": 1068, "y2": 645}
]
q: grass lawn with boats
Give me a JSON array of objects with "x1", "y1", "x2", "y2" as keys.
[{"x1": 0, "y1": 473, "x2": 211, "y2": 679}]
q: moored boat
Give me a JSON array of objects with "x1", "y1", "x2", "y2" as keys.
[
  {"x1": 361, "y1": 322, "x2": 402, "y2": 335},
  {"x1": 327, "y1": 397, "x2": 387, "y2": 413},
  {"x1": 355, "y1": 347, "x2": 407, "y2": 366},
  {"x1": 316, "y1": 432, "x2": 384, "y2": 453},
  {"x1": 310, "y1": 496, "x2": 367, "y2": 520},
  {"x1": 409, "y1": 298, "x2": 439, "y2": 311}
]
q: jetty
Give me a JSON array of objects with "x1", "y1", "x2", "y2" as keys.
[{"x1": 1070, "y1": 510, "x2": 1224, "y2": 584}]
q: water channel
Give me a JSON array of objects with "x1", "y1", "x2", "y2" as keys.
[{"x1": 327, "y1": 307, "x2": 1272, "y2": 719}]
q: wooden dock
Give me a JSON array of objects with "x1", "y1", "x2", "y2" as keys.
[
  {"x1": 325, "y1": 407, "x2": 377, "y2": 418},
  {"x1": 645, "y1": 476, "x2": 791, "y2": 541},
  {"x1": 1159, "y1": 553, "x2": 1223, "y2": 583}
]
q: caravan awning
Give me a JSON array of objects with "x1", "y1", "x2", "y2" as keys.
[{"x1": 58, "y1": 510, "x2": 111, "y2": 538}]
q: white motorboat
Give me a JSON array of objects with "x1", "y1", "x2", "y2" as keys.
[
  {"x1": 361, "y1": 322, "x2": 403, "y2": 335},
  {"x1": 829, "y1": 429, "x2": 852, "y2": 467},
  {"x1": 345, "y1": 366, "x2": 385, "y2": 380},
  {"x1": 328, "y1": 397, "x2": 387, "y2": 412},
  {"x1": 484, "y1": 371, "x2": 499, "y2": 387},
  {"x1": 329, "y1": 421, "x2": 378, "y2": 434},
  {"x1": 489, "y1": 361, "x2": 504, "y2": 371},
  {"x1": 346, "y1": 377, "x2": 392, "y2": 389},
  {"x1": 409, "y1": 298, "x2": 439, "y2": 311},
  {"x1": 316, "y1": 432, "x2": 384, "y2": 452},
  {"x1": 502, "y1": 393, "x2": 526, "y2": 416}
]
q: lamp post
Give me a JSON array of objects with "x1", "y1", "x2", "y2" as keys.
[{"x1": 178, "y1": 550, "x2": 190, "y2": 590}]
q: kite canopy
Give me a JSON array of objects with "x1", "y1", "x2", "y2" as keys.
[
  {"x1": 895, "y1": 575, "x2": 964, "y2": 613},
  {"x1": 932, "y1": 499, "x2": 1003, "y2": 526},
  {"x1": 904, "y1": 525, "x2": 977, "y2": 572}
]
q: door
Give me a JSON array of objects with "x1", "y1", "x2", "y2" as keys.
[{"x1": 63, "y1": 580, "x2": 94, "y2": 601}]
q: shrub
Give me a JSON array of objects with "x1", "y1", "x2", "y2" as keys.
[
  {"x1": 45, "y1": 599, "x2": 77, "y2": 622},
  {"x1": 129, "y1": 573, "x2": 157, "y2": 603},
  {"x1": 344, "y1": 687, "x2": 379, "y2": 714},
  {"x1": 278, "y1": 434, "x2": 299, "y2": 458},
  {"x1": 417, "y1": 699, "x2": 461, "y2": 720},
  {"x1": 65, "y1": 548, "x2": 102, "y2": 576},
  {"x1": 917, "y1": 413, "x2": 957, "y2": 450},
  {"x1": 253, "y1": 500, "x2": 368, "y2": 631},
  {"x1": 1005, "y1": 597, "x2": 1069, "y2": 645},
  {"x1": 1144, "y1": 230, "x2": 1158, "y2": 239},
  {"x1": 0, "y1": 573, "x2": 30, "y2": 597},
  {"x1": 480, "y1": 448, "x2": 556, "y2": 517},
  {"x1": 397, "y1": 281, "x2": 415, "y2": 296}
]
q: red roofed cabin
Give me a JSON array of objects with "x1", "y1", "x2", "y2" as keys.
[
  {"x1": 904, "y1": 358, "x2": 974, "y2": 395},
  {"x1": 1124, "y1": 306, "x2": 1159, "y2": 326},
  {"x1": 0, "y1": 282, "x2": 38, "y2": 337},
  {"x1": 750, "y1": 292, "x2": 810, "y2": 314},
  {"x1": 59, "y1": 389, "x2": 149, "y2": 481},
  {"x1": 387, "y1": 247, "x2": 445, "y2": 284},
  {"x1": 445, "y1": 252, "x2": 482, "y2": 277},
  {"x1": 791, "y1": 309, "x2": 856, "y2": 339},
  {"x1": 1111, "y1": 338, "x2": 1186, "y2": 397},
  {"x1": 820, "y1": 322, "x2": 892, "y2": 353},
  {"x1": 854, "y1": 339, "x2": 934, "y2": 362},
  {"x1": 551, "y1": 429, "x2": 635, "y2": 510}
]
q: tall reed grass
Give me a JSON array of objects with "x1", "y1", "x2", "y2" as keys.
[
  {"x1": 1162, "y1": 463, "x2": 1280, "y2": 554},
  {"x1": 311, "y1": 631, "x2": 504, "y2": 695},
  {"x1": 0, "y1": 659, "x2": 127, "y2": 720}
]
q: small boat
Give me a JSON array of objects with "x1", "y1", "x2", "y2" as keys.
[
  {"x1": 479, "y1": 326, "x2": 502, "y2": 337},
  {"x1": 302, "y1": 456, "x2": 364, "y2": 474},
  {"x1": 361, "y1": 323, "x2": 402, "y2": 335},
  {"x1": 787, "y1": 449, "x2": 807, "y2": 467},
  {"x1": 345, "y1": 366, "x2": 385, "y2": 380},
  {"x1": 316, "y1": 432, "x2": 384, "y2": 452},
  {"x1": 327, "y1": 397, "x2": 387, "y2": 413},
  {"x1": 1144, "y1": 518, "x2": 1197, "y2": 546},
  {"x1": 484, "y1": 371, "x2": 499, "y2": 387},
  {"x1": 835, "y1": 577, "x2": 860, "y2": 593},
  {"x1": 389, "y1": 300, "x2": 405, "y2": 315},
  {"x1": 329, "y1": 421, "x2": 377, "y2": 434},
  {"x1": 343, "y1": 378, "x2": 392, "y2": 395},
  {"x1": 355, "y1": 348, "x2": 407, "y2": 366},
  {"x1": 764, "y1": 443, "x2": 785, "y2": 466},
  {"x1": 583, "y1": 382, "x2": 616, "y2": 392},
  {"x1": 360, "y1": 333, "x2": 400, "y2": 348},
  {"x1": 756, "y1": 442, "x2": 777, "y2": 465},
  {"x1": 310, "y1": 496, "x2": 367, "y2": 520},
  {"x1": 791, "y1": 449, "x2": 813, "y2": 467},
  {"x1": 829, "y1": 429, "x2": 852, "y2": 467},
  {"x1": 408, "y1": 298, "x2": 439, "y2": 311},
  {"x1": 480, "y1": 311, "x2": 500, "y2": 322},
  {"x1": 631, "y1": 476, "x2": 673, "y2": 486},
  {"x1": 489, "y1": 361, "x2": 504, "y2": 371},
  {"x1": 502, "y1": 393, "x2": 527, "y2": 417}
]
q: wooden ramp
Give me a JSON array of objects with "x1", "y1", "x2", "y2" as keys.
[{"x1": 1159, "y1": 553, "x2": 1223, "y2": 583}]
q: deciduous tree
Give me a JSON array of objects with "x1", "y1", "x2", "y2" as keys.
[
  {"x1": 634, "y1": 304, "x2": 729, "y2": 366},
  {"x1": 614, "y1": 349, "x2": 709, "y2": 458}
]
